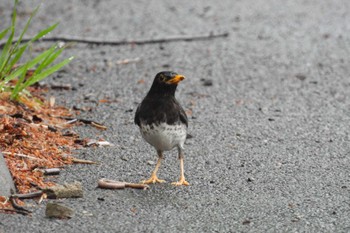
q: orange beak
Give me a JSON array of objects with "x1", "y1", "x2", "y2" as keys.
[{"x1": 166, "y1": 74, "x2": 185, "y2": 84}]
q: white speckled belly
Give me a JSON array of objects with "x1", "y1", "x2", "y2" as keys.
[{"x1": 140, "y1": 122, "x2": 187, "y2": 151}]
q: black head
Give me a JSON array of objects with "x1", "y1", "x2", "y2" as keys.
[{"x1": 148, "y1": 71, "x2": 185, "y2": 96}]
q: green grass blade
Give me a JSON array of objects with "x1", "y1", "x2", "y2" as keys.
[
  {"x1": 23, "y1": 56, "x2": 73, "y2": 88},
  {"x1": 0, "y1": 26, "x2": 15, "y2": 76},
  {"x1": 32, "y1": 44, "x2": 58, "y2": 75},
  {"x1": 34, "y1": 46, "x2": 64, "y2": 75},
  {"x1": 0, "y1": 28, "x2": 10, "y2": 40},
  {"x1": 15, "y1": 5, "x2": 40, "y2": 47},
  {"x1": 31, "y1": 23, "x2": 58, "y2": 42},
  {"x1": 2, "y1": 47, "x2": 56, "y2": 84},
  {"x1": 11, "y1": 0, "x2": 17, "y2": 29},
  {"x1": 4, "y1": 44, "x2": 28, "y2": 75},
  {"x1": 1, "y1": 0, "x2": 71, "y2": 99},
  {"x1": 0, "y1": 28, "x2": 11, "y2": 77},
  {"x1": 0, "y1": 0, "x2": 17, "y2": 76},
  {"x1": 10, "y1": 63, "x2": 28, "y2": 100}
]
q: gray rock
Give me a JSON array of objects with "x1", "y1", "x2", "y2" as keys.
[
  {"x1": 45, "y1": 202, "x2": 74, "y2": 219},
  {"x1": 0, "y1": 152, "x2": 15, "y2": 196},
  {"x1": 44, "y1": 181, "x2": 83, "y2": 199}
]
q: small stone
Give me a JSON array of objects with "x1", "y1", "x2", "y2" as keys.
[
  {"x1": 322, "y1": 33, "x2": 331, "y2": 39},
  {"x1": 295, "y1": 74, "x2": 306, "y2": 81},
  {"x1": 247, "y1": 177, "x2": 254, "y2": 182},
  {"x1": 0, "y1": 152, "x2": 16, "y2": 196},
  {"x1": 45, "y1": 202, "x2": 74, "y2": 219},
  {"x1": 147, "y1": 160, "x2": 155, "y2": 165},
  {"x1": 291, "y1": 214, "x2": 302, "y2": 222},
  {"x1": 242, "y1": 219, "x2": 251, "y2": 225},
  {"x1": 120, "y1": 156, "x2": 128, "y2": 161},
  {"x1": 200, "y1": 78, "x2": 213, "y2": 86},
  {"x1": 82, "y1": 210, "x2": 93, "y2": 217}
]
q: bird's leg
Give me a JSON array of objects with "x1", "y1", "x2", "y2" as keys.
[
  {"x1": 172, "y1": 149, "x2": 189, "y2": 186},
  {"x1": 141, "y1": 151, "x2": 166, "y2": 184}
]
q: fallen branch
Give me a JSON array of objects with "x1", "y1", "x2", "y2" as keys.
[{"x1": 0, "y1": 32, "x2": 229, "y2": 48}]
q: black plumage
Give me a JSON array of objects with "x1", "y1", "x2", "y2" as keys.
[{"x1": 134, "y1": 71, "x2": 189, "y2": 186}]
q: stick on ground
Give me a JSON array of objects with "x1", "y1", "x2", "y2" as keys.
[{"x1": 0, "y1": 32, "x2": 229, "y2": 48}]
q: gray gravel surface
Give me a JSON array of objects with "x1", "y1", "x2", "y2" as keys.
[{"x1": 1, "y1": 0, "x2": 350, "y2": 232}]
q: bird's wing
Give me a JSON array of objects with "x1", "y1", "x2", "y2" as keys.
[
  {"x1": 178, "y1": 105, "x2": 188, "y2": 128},
  {"x1": 134, "y1": 104, "x2": 141, "y2": 126}
]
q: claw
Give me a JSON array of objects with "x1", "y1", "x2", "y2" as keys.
[
  {"x1": 171, "y1": 178, "x2": 189, "y2": 186},
  {"x1": 141, "y1": 175, "x2": 165, "y2": 184}
]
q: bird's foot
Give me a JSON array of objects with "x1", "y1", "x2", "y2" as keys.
[
  {"x1": 171, "y1": 177, "x2": 189, "y2": 186},
  {"x1": 141, "y1": 174, "x2": 165, "y2": 184}
]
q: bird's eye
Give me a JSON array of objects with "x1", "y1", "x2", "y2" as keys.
[{"x1": 159, "y1": 75, "x2": 166, "y2": 82}]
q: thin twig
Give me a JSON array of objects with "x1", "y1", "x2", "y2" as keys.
[
  {"x1": 116, "y1": 57, "x2": 141, "y2": 65},
  {"x1": 11, "y1": 191, "x2": 43, "y2": 199},
  {"x1": 86, "y1": 139, "x2": 113, "y2": 147},
  {"x1": 2, "y1": 151, "x2": 45, "y2": 161},
  {"x1": 41, "y1": 168, "x2": 61, "y2": 175},
  {"x1": 10, "y1": 189, "x2": 32, "y2": 215},
  {"x1": 0, "y1": 32, "x2": 229, "y2": 48},
  {"x1": 125, "y1": 183, "x2": 149, "y2": 189},
  {"x1": 33, "y1": 168, "x2": 61, "y2": 175},
  {"x1": 61, "y1": 117, "x2": 107, "y2": 130},
  {"x1": 90, "y1": 122, "x2": 107, "y2": 130},
  {"x1": 38, "y1": 193, "x2": 47, "y2": 204},
  {"x1": 72, "y1": 158, "x2": 98, "y2": 164},
  {"x1": 0, "y1": 208, "x2": 31, "y2": 215}
]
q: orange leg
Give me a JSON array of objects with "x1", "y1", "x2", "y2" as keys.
[
  {"x1": 172, "y1": 155, "x2": 189, "y2": 186},
  {"x1": 141, "y1": 152, "x2": 165, "y2": 184}
]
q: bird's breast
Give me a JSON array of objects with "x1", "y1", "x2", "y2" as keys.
[{"x1": 140, "y1": 122, "x2": 187, "y2": 151}]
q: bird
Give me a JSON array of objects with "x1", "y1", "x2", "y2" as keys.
[{"x1": 134, "y1": 71, "x2": 189, "y2": 186}]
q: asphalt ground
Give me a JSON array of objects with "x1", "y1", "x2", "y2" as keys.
[{"x1": 0, "y1": 0, "x2": 350, "y2": 232}]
